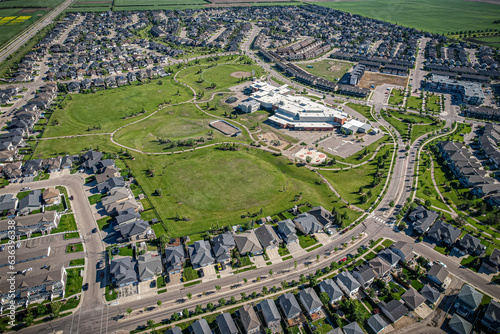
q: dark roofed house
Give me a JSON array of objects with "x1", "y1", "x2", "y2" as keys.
[
  {"x1": 165, "y1": 327, "x2": 182, "y2": 334},
  {"x1": 377, "y1": 248, "x2": 401, "y2": 267},
  {"x1": 0, "y1": 194, "x2": 18, "y2": 213},
  {"x1": 378, "y1": 300, "x2": 408, "y2": 323},
  {"x1": 482, "y1": 248, "x2": 500, "y2": 273},
  {"x1": 137, "y1": 253, "x2": 162, "y2": 281},
  {"x1": 188, "y1": 240, "x2": 214, "y2": 269},
  {"x1": 335, "y1": 271, "x2": 360, "y2": 297},
  {"x1": 18, "y1": 189, "x2": 42, "y2": 214},
  {"x1": 307, "y1": 206, "x2": 334, "y2": 229},
  {"x1": 110, "y1": 257, "x2": 137, "y2": 287},
  {"x1": 294, "y1": 212, "x2": 322, "y2": 235},
  {"x1": 190, "y1": 319, "x2": 211, "y2": 334},
  {"x1": 449, "y1": 314, "x2": 472, "y2": 334},
  {"x1": 164, "y1": 245, "x2": 185, "y2": 274},
  {"x1": 115, "y1": 219, "x2": 151, "y2": 242},
  {"x1": 408, "y1": 205, "x2": 439, "y2": 234},
  {"x1": 258, "y1": 299, "x2": 281, "y2": 332},
  {"x1": 427, "y1": 263, "x2": 449, "y2": 286},
  {"x1": 481, "y1": 300, "x2": 500, "y2": 331},
  {"x1": 255, "y1": 224, "x2": 279, "y2": 250},
  {"x1": 428, "y1": 220, "x2": 461, "y2": 245},
  {"x1": 216, "y1": 313, "x2": 238, "y2": 334},
  {"x1": 298, "y1": 288, "x2": 323, "y2": 317},
  {"x1": 390, "y1": 241, "x2": 415, "y2": 263},
  {"x1": 420, "y1": 284, "x2": 441, "y2": 304},
  {"x1": 455, "y1": 284, "x2": 482, "y2": 317},
  {"x1": 352, "y1": 264, "x2": 377, "y2": 289},
  {"x1": 96, "y1": 176, "x2": 125, "y2": 193},
  {"x1": 278, "y1": 293, "x2": 302, "y2": 324},
  {"x1": 319, "y1": 278, "x2": 343, "y2": 305},
  {"x1": 342, "y1": 321, "x2": 364, "y2": 334},
  {"x1": 401, "y1": 288, "x2": 425, "y2": 310},
  {"x1": 367, "y1": 314, "x2": 389, "y2": 334},
  {"x1": 234, "y1": 230, "x2": 263, "y2": 256},
  {"x1": 368, "y1": 257, "x2": 392, "y2": 278},
  {"x1": 211, "y1": 232, "x2": 233, "y2": 264},
  {"x1": 277, "y1": 219, "x2": 298, "y2": 244},
  {"x1": 237, "y1": 304, "x2": 261, "y2": 334},
  {"x1": 453, "y1": 233, "x2": 486, "y2": 256}
]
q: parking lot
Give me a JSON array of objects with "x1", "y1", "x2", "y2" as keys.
[{"x1": 318, "y1": 130, "x2": 385, "y2": 158}]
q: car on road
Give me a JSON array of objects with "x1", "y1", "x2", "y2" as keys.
[
  {"x1": 21, "y1": 187, "x2": 30, "y2": 191},
  {"x1": 0, "y1": 245, "x2": 5, "y2": 252},
  {"x1": 340, "y1": 257, "x2": 347, "y2": 262},
  {"x1": 92, "y1": 228, "x2": 97, "y2": 233},
  {"x1": 434, "y1": 260, "x2": 447, "y2": 268},
  {"x1": 82, "y1": 283, "x2": 89, "y2": 291}
]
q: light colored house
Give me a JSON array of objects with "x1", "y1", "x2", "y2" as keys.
[
  {"x1": 234, "y1": 230, "x2": 263, "y2": 256},
  {"x1": 335, "y1": 271, "x2": 360, "y2": 297},
  {"x1": 42, "y1": 187, "x2": 61, "y2": 206}
]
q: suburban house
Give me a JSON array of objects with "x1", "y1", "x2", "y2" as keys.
[
  {"x1": 427, "y1": 263, "x2": 449, "y2": 286},
  {"x1": 401, "y1": 288, "x2": 425, "y2": 310},
  {"x1": 1, "y1": 211, "x2": 60, "y2": 240},
  {"x1": 255, "y1": 224, "x2": 279, "y2": 250},
  {"x1": 318, "y1": 278, "x2": 343, "y2": 305},
  {"x1": 42, "y1": 188, "x2": 61, "y2": 206},
  {"x1": 237, "y1": 304, "x2": 261, "y2": 334},
  {"x1": 335, "y1": 271, "x2": 361, "y2": 297},
  {"x1": 190, "y1": 319, "x2": 211, "y2": 334},
  {"x1": 390, "y1": 241, "x2": 415, "y2": 263},
  {"x1": 96, "y1": 176, "x2": 125, "y2": 193},
  {"x1": 165, "y1": 327, "x2": 182, "y2": 334},
  {"x1": 276, "y1": 219, "x2": 299, "y2": 244},
  {"x1": 407, "y1": 205, "x2": 439, "y2": 234},
  {"x1": 307, "y1": 206, "x2": 334, "y2": 230},
  {"x1": 110, "y1": 257, "x2": 137, "y2": 287},
  {"x1": 293, "y1": 212, "x2": 322, "y2": 235},
  {"x1": 137, "y1": 253, "x2": 162, "y2": 281},
  {"x1": 482, "y1": 248, "x2": 500, "y2": 273},
  {"x1": 480, "y1": 300, "x2": 500, "y2": 331},
  {"x1": 258, "y1": 299, "x2": 281, "y2": 333},
  {"x1": 427, "y1": 220, "x2": 461, "y2": 245},
  {"x1": 95, "y1": 166, "x2": 120, "y2": 184},
  {"x1": 298, "y1": 288, "x2": 323, "y2": 318},
  {"x1": 377, "y1": 248, "x2": 401, "y2": 267},
  {"x1": 18, "y1": 189, "x2": 42, "y2": 214},
  {"x1": 455, "y1": 284, "x2": 483, "y2": 317},
  {"x1": 234, "y1": 230, "x2": 263, "y2": 256},
  {"x1": 116, "y1": 208, "x2": 141, "y2": 225},
  {"x1": 352, "y1": 264, "x2": 377, "y2": 289},
  {"x1": 342, "y1": 321, "x2": 364, "y2": 334},
  {"x1": 212, "y1": 232, "x2": 235, "y2": 264},
  {"x1": 368, "y1": 257, "x2": 392, "y2": 278},
  {"x1": 378, "y1": 300, "x2": 408, "y2": 323},
  {"x1": 367, "y1": 314, "x2": 389, "y2": 334},
  {"x1": 115, "y1": 219, "x2": 152, "y2": 242},
  {"x1": 164, "y1": 245, "x2": 185, "y2": 274},
  {"x1": 453, "y1": 233, "x2": 486, "y2": 256},
  {"x1": 0, "y1": 194, "x2": 18, "y2": 214},
  {"x1": 101, "y1": 187, "x2": 131, "y2": 207},
  {"x1": 215, "y1": 313, "x2": 238, "y2": 334},
  {"x1": 188, "y1": 240, "x2": 214, "y2": 269},
  {"x1": 420, "y1": 284, "x2": 441, "y2": 304},
  {"x1": 278, "y1": 293, "x2": 303, "y2": 326},
  {"x1": 449, "y1": 314, "x2": 473, "y2": 334}
]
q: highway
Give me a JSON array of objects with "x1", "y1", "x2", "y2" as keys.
[{"x1": 0, "y1": 0, "x2": 74, "y2": 63}]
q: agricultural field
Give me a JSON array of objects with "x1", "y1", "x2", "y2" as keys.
[
  {"x1": 0, "y1": 7, "x2": 52, "y2": 47},
  {"x1": 43, "y1": 78, "x2": 192, "y2": 138},
  {"x1": 316, "y1": 0, "x2": 500, "y2": 34},
  {"x1": 466, "y1": 35, "x2": 500, "y2": 49},
  {"x1": 70, "y1": 1, "x2": 113, "y2": 12},
  {"x1": 297, "y1": 60, "x2": 352, "y2": 82},
  {"x1": 126, "y1": 148, "x2": 361, "y2": 236}
]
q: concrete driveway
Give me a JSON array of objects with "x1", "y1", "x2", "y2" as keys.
[
  {"x1": 201, "y1": 264, "x2": 217, "y2": 282},
  {"x1": 287, "y1": 242, "x2": 307, "y2": 257},
  {"x1": 314, "y1": 232, "x2": 331, "y2": 245},
  {"x1": 267, "y1": 247, "x2": 282, "y2": 263}
]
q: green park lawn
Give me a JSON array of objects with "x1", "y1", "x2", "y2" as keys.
[
  {"x1": 406, "y1": 96, "x2": 423, "y2": 110},
  {"x1": 69, "y1": 258, "x2": 85, "y2": 267},
  {"x1": 415, "y1": 154, "x2": 449, "y2": 211},
  {"x1": 411, "y1": 123, "x2": 445, "y2": 144},
  {"x1": 390, "y1": 110, "x2": 435, "y2": 124},
  {"x1": 43, "y1": 78, "x2": 192, "y2": 138},
  {"x1": 316, "y1": 0, "x2": 500, "y2": 34},
  {"x1": 126, "y1": 148, "x2": 361, "y2": 236},
  {"x1": 33, "y1": 135, "x2": 119, "y2": 158},
  {"x1": 426, "y1": 95, "x2": 441, "y2": 113},
  {"x1": 320, "y1": 145, "x2": 394, "y2": 210},
  {"x1": 65, "y1": 268, "x2": 83, "y2": 297},
  {"x1": 297, "y1": 60, "x2": 352, "y2": 81},
  {"x1": 112, "y1": 103, "x2": 250, "y2": 153},
  {"x1": 345, "y1": 103, "x2": 376, "y2": 122},
  {"x1": 66, "y1": 243, "x2": 83, "y2": 253},
  {"x1": 297, "y1": 231, "x2": 318, "y2": 249},
  {"x1": 51, "y1": 214, "x2": 77, "y2": 233},
  {"x1": 388, "y1": 89, "x2": 404, "y2": 106}
]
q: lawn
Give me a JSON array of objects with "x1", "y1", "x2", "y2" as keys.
[
  {"x1": 117, "y1": 246, "x2": 134, "y2": 257},
  {"x1": 60, "y1": 297, "x2": 80, "y2": 312},
  {"x1": 415, "y1": 154, "x2": 449, "y2": 211},
  {"x1": 411, "y1": 123, "x2": 445, "y2": 144},
  {"x1": 183, "y1": 265, "x2": 199, "y2": 281},
  {"x1": 105, "y1": 285, "x2": 117, "y2": 301},
  {"x1": 297, "y1": 60, "x2": 352, "y2": 81},
  {"x1": 434, "y1": 244, "x2": 450, "y2": 255},
  {"x1": 43, "y1": 78, "x2": 192, "y2": 138},
  {"x1": 127, "y1": 148, "x2": 361, "y2": 236},
  {"x1": 382, "y1": 239, "x2": 393, "y2": 248},
  {"x1": 69, "y1": 258, "x2": 85, "y2": 267},
  {"x1": 88, "y1": 193, "x2": 105, "y2": 205},
  {"x1": 319, "y1": 145, "x2": 394, "y2": 210},
  {"x1": 310, "y1": 318, "x2": 333, "y2": 334},
  {"x1": 51, "y1": 214, "x2": 77, "y2": 233},
  {"x1": 65, "y1": 268, "x2": 83, "y2": 297},
  {"x1": 388, "y1": 89, "x2": 404, "y2": 106},
  {"x1": 112, "y1": 103, "x2": 250, "y2": 153},
  {"x1": 390, "y1": 110, "x2": 435, "y2": 124},
  {"x1": 97, "y1": 216, "x2": 114, "y2": 230},
  {"x1": 33, "y1": 135, "x2": 119, "y2": 158},
  {"x1": 66, "y1": 243, "x2": 83, "y2": 253},
  {"x1": 384, "y1": 112, "x2": 410, "y2": 141},
  {"x1": 316, "y1": 0, "x2": 500, "y2": 34},
  {"x1": 364, "y1": 251, "x2": 376, "y2": 261},
  {"x1": 426, "y1": 95, "x2": 441, "y2": 113},
  {"x1": 64, "y1": 232, "x2": 80, "y2": 239},
  {"x1": 278, "y1": 244, "x2": 290, "y2": 257},
  {"x1": 460, "y1": 255, "x2": 480, "y2": 272},
  {"x1": 297, "y1": 231, "x2": 318, "y2": 249},
  {"x1": 406, "y1": 96, "x2": 423, "y2": 110},
  {"x1": 345, "y1": 103, "x2": 376, "y2": 122}
]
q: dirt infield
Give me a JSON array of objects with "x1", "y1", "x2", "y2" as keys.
[
  {"x1": 17, "y1": 8, "x2": 50, "y2": 13},
  {"x1": 210, "y1": 120, "x2": 241, "y2": 136},
  {"x1": 358, "y1": 72, "x2": 407, "y2": 89},
  {"x1": 230, "y1": 71, "x2": 251, "y2": 78}
]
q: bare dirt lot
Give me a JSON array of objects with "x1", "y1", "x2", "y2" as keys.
[
  {"x1": 358, "y1": 72, "x2": 407, "y2": 89},
  {"x1": 230, "y1": 71, "x2": 251, "y2": 78},
  {"x1": 17, "y1": 7, "x2": 51, "y2": 13},
  {"x1": 210, "y1": 120, "x2": 240, "y2": 136},
  {"x1": 258, "y1": 132, "x2": 290, "y2": 150}
]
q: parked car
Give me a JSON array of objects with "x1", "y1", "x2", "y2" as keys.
[
  {"x1": 21, "y1": 187, "x2": 30, "y2": 191},
  {"x1": 82, "y1": 283, "x2": 89, "y2": 291},
  {"x1": 434, "y1": 260, "x2": 447, "y2": 268}
]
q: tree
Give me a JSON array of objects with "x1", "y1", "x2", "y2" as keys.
[
  {"x1": 319, "y1": 291, "x2": 330, "y2": 306},
  {"x1": 269, "y1": 269, "x2": 273, "y2": 276},
  {"x1": 425, "y1": 199, "x2": 432, "y2": 207},
  {"x1": 171, "y1": 313, "x2": 180, "y2": 321},
  {"x1": 243, "y1": 278, "x2": 248, "y2": 285},
  {"x1": 195, "y1": 305, "x2": 203, "y2": 315},
  {"x1": 215, "y1": 285, "x2": 221, "y2": 293},
  {"x1": 154, "y1": 188, "x2": 162, "y2": 197},
  {"x1": 219, "y1": 298, "x2": 226, "y2": 306},
  {"x1": 37, "y1": 304, "x2": 48, "y2": 316},
  {"x1": 24, "y1": 309, "x2": 34, "y2": 326},
  {"x1": 294, "y1": 260, "x2": 297, "y2": 270},
  {"x1": 127, "y1": 307, "x2": 132, "y2": 314},
  {"x1": 182, "y1": 309, "x2": 190, "y2": 318},
  {"x1": 230, "y1": 296, "x2": 236, "y2": 304},
  {"x1": 389, "y1": 201, "x2": 395, "y2": 207},
  {"x1": 241, "y1": 292, "x2": 246, "y2": 300},
  {"x1": 207, "y1": 303, "x2": 215, "y2": 311},
  {"x1": 399, "y1": 221, "x2": 407, "y2": 231},
  {"x1": 51, "y1": 301, "x2": 62, "y2": 317},
  {"x1": 186, "y1": 292, "x2": 192, "y2": 300},
  {"x1": 316, "y1": 254, "x2": 320, "y2": 262},
  {"x1": 157, "y1": 300, "x2": 162, "y2": 307},
  {"x1": 262, "y1": 286, "x2": 268, "y2": 295},
  {"x1": 147, "y1": 319, "x2": 155, "y2": 329}
]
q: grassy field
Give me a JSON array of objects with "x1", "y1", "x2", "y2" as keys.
[
  {"x1": 297, "y1": 60, "x2": 352, "y2": 81},
  {"x1": 0, "y1": 7, "x2": 55, "y2": 48},
  {"x1": 126, "y1": 148, "x2": 361, "y2": 236},
  {"x1": 388, "y1": 89, "x2": 404, "y2": 106},
  {"x1": 411, "y1": 122, "x2": 445, "y2": 144},
  {"x1": 426, "y1": 95, "x2": 441, "y2": 113},
  {"x1": 334, "y1": 135, "x2": 391, "y2": 165},
  {"x1": 467, "y1": 35, "x2": 500, "y2": 49},
  {"x1": 65, "y1": 268, "x2": 83, "y2": 297},
  {"x1": 33, "y1": 135, "x2": 119, "y2": 158},
  {"x1": 320, "y1": 145, "x2": 394, "y2": 210},
  {"x1": 415, "y1": 154, "x2": 449, "y2": 211},
  {"x1": 43, "y1": 78, "x2": 192, "y2": 138},
  {"x1": 315, "y1": 0, "x2": 500, "y2": 34},
  {"x1": 406, "y1": 96, "x2": 423, "y2": 110},
  {"x1": 345, "y1": 103, "x2": 375, "y2": 122},
  {"x1": 112, "y1": 103, "x2": 250, "y2": 153}
]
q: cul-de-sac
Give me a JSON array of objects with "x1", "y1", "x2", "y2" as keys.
[{"x1": 0, "y1": 0, "x2": 499, "y2": 333}]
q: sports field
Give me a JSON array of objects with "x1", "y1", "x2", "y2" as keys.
[
  {"x1": 297, "y1": 60, "x2": 352, "y2": 82},
  {"x1": 112, "y1": 104, "x2": 250, "y2": 153},
  {"x1": 43, "y1": 78, "x2": 192, "y2": 138},
  {"x1": 316, "y1": 0, "x2": 500, "y2": 34},
  {"x1": 128, "y1": 148, "x2": 361, "y2": 236}
]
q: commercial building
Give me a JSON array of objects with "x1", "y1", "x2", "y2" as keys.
[
  {"x1": 425, "y1": 75, "x2": 485, "y2": 106},
  {"x1": 341, "y1": 119, "x2": 372, "y2": 134}
]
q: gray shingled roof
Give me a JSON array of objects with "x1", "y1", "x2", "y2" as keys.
[
  {"x1": 234, "y1": 230, "x2": 263, "y2": 255},
  {"x1": 164, "y1": 245, "x2": 185, "y2": 273},
  {"x1": 258, "y1": 299, "x2": 281, "y2": 325},
  {"x1": 278, "y1": 293, "x2": 302, "y2": 319},
  {"x1": 449, "y1": 314, "x2": 472, "y2": 334},
  {"x1": 190, "y1": 319, "x2": 211, "y2": 334},
  {"x1": 255, "y1": 224, "x2": 277, "y2": 249},
  {"x1": 238, "y1": 304, "x2": 260, "y2": 333},
  {"x1": 188, "y1": 240, "x2": 214, "y2": 268},
  {"x1": 298, "y1": 288, "x2": 323, "y2": 313},
  {"x1": 137, "y1": 253, "x2": 162, "y2": 281},
  {"x1": 367, "y1": 314, "x2": 388, "y2": 333},
  {"x1": 110, "y1": 257, "x2": 137, "y2": 286},
  {"x1": 294, "y1": 212, "x2": 322, "y2": 234},
  {"x1": 401, "y1": 288, "x2": 426, "y2": 309},
  {"x1": 277, "y1": 219, "x2": 298, "y2": 244},
  {"x1": 420, "y1": 284, "x2": 441, "y2": 304},
  {"x1": 343, "y1": 321, "x2": 364, "y2": 334},
  {"x1": 319, "y1": 279, "x2": 343, "y2": 303},
  {"x1": 377, "y1": 248, "x2": 401, "y2": 266},
  {"x1": 216, "y1": 313, "x2": 238, "y2": 334},
  {"x1": 457, "y1": 284, "x2": 482, "y2": 311}
]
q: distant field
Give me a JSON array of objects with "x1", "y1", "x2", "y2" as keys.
[
  {"x1": 114, "y1": 0, "x2": 208, "y2": 5},
  {"x1": 297, "y1": 60, "x2": 352, "y2": 82},
  {"x1": 0, "y1": 7, "x2": 52, "y2": 47},
  {"x1": 466, "y1": 35, "x2": 500, "y2": 49},
  {"x1": 315, "y1": 0, "x2": 500, "y2": 34}
]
